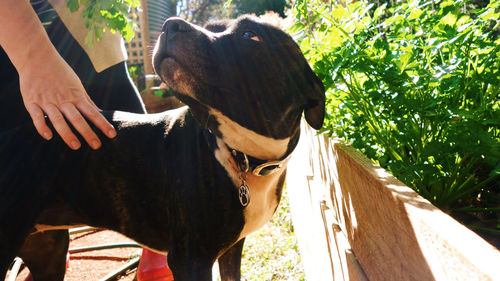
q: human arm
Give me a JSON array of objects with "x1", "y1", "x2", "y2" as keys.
[{"x1": 0, "y1": 0, "x2": 116, "y2": 150}]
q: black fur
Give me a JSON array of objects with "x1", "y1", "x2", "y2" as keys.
[
  {"x1": 0, "y1": 16, "x2": 325, "y2": 281},
  {"x1": 1, "y1": 110, "x2": 244, "y2": 280}
]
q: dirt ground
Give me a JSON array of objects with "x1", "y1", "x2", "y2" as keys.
[{"x1": 13, "y1": 229, "x2": 142, "y2": 281}]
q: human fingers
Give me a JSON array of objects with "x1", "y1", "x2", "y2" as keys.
[
  {"x1": 59, "y1": 102, "x2": 102, "y2": 150},
  {"x1": 44, "y1": 103, "x2": 81, "y2": 150},
  {"x1": 76, "y1": 99, "x2": 117, "y2": 140},
  {"x1": 25, "y1": 103, "x2": 53, "y2": 141}
]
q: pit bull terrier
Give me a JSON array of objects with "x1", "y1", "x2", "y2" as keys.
[{"x1": 0, "y1": 15, "x2": 324, "y2": 280}]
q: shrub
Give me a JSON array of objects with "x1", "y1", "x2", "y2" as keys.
[{"x1": 290, "y1": 0, "x2": 499, "y2": 232}]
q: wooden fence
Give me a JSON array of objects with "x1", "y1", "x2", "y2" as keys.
[{"x1": 286, "y1": 122, "x2": 500, "y2": 281}]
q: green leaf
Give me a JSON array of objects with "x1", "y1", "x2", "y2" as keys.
[
  {"x1": 399, "y1": 52, "x2": 413, "y2": 72},
  {"x1": 479, "y1": 8, "x2": 499, "y2": 21},
  {"x1": 408, "y1": 8, "x2": 423, "y2": 20},
  {"x1": 373, "y1": 3, "x2": 387, "y2": 21},
  {"x1": 84, "y1": 31, "x2": 95, "y2": 49},
  {"x1": 66, "y1": 0, "x2": 80, "y2": 12},
  {"x1": 332, "y1": 6, "x2": 347, "y2": 20},
  {"x1": 288, "y1": 21, "x2": 306, "y2": 33},
  {"x1": 440, "y1": 13, "x2": 457, "y2": 27}
]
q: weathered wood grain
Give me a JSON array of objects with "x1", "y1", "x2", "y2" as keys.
[{"x1": 286, "y1": 122, "x2": 500, "y2": 281}]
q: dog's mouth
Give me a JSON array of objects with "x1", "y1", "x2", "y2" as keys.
[
  {"x1": 153, "y1": 49, "x2": 193, "y2": 101},
  {"x1": 153, "y1": 40, "x2": 218, "y2": 115},
  {"x1": 153, "y1": 46, "x2": 176, "y2": 84},
  {"x1": 155, "y1": 56, "x2": 178, "y2": 83},
  {"x1": 153, "y1": 33, "x2": 179, "y2": 83}
]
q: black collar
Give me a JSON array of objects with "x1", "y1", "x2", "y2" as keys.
[
  {"x1": 227, "y1": 129, "x2": 300, "y2": 176},
  {"x1": 203, "y1": 127, "x2": 300, "y2": 176}
]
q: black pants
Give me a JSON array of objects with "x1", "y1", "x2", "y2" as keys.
[{"x1": 0, "y1": 17, "x2": 146, "y2": 132}]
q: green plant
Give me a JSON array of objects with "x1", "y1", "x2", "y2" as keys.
[
  {"x1": 290, "y1": 0, "x2": 499, "y2": 231},
  {"x1": 240, "y1": 186, "x2": 305, "y2": 281},
  {"x1": 210, "y1": 186, "x2": 304, "y2": 281},
  {"x1": 66, "y1": 0, "x2": 140, "y2": 47},
  {"x1": 230, "y1": 0, "x2": 290, "y2": 17},
  {"x1": 127, "y1": 64, "x2": 143, "y2": 86}
]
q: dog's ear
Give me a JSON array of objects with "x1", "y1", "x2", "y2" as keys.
[
  {"x1": 204, "y1": 20, "x2": 231, "y2": 33},
  {"x1": 302, "y1": 64, "x2": 326, "y2": 130}
]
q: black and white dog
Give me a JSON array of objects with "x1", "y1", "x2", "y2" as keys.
[{"x1": 0, "y1": 16, "x2": 324, "y2": 280}]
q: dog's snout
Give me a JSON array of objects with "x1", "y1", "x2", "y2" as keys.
[{"x1": 162, "y1": 18, "x2": 193, "y2": 35}]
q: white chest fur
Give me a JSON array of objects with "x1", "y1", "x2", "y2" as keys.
[
  {"x1": 209, "y1": 105, "x2": 293, "y2": 240},
  {"x1": 209, "y1": 108, "x2": 290, "y2": 160},
  {"x1": 237, "y1": 165, "x2": 287, "y2": 240},
  {"x1": 212, "y1": 137, "x2": 288, "y2": 241}
]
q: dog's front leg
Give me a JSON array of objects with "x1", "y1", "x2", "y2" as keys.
[
  {"x1": 218, "y1": 238, "x2": 245, "y2": 281},
  {"x1": 18, "y1": 230, "x2": 69, "y2": 281},
  {"x1": 167, "y1": 251, "x2": 214, "y2": 281}
]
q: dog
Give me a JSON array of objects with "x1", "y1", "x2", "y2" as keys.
[{"x1": 0, "y1": 15, "x2": 324, "y2": 280}]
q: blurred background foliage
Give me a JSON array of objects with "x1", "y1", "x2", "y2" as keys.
[
  {"x1": 176, "y1": 0, "x2": 290, "y2": 23},
  {"x1": 67, "y1": 0, "x2": 290, "y2": 43}
]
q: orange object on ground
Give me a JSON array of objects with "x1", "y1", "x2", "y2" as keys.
[{"x1": 137, "y1": 248, "x2": 174, "y2": 281}]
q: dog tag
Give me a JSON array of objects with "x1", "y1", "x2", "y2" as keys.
[{"x1": 239, "y1": 183, "x2": 250, "y2": 207}]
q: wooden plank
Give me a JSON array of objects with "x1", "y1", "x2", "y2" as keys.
[
  {"x1": 286, "y1": 122, "x2": 500, "y2": 281},
  {"x1": 287, "y1": 122, "x2": 368, "y2": 281}
]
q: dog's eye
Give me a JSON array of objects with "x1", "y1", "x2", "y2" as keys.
[{"x1": 242, "y1": 31, "x2": 261, "y2": 41}]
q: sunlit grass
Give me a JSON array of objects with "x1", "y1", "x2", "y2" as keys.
[
  {"x1": 241, "y1": 186, "x2": 305, "y2": 281},
  {"x1": 212, "y1": 185, "x2": 305, "y2": 281}
]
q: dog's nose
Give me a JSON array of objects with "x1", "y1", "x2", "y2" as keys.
[{"x1": 162, "y1": 17, "x2": 193, "y2": 35}]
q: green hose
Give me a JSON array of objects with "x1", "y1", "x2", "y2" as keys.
[{"x1": 69, "y1": 242, "x2": 141, "y2": 253}]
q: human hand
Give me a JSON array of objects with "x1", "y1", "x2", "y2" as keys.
[
  {"x1": 18, "y1": 49, "x2": 117, "y2": 150},
  {"x1": 0, "y1": 0, "x2": 116, "y2": 150}
]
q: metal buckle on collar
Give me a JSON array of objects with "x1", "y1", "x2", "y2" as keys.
[
  {"x1": 231, "y1": 149, "x2": 283, "y2": 176},
  {"x1": 252, "y1": 161, "x2": 283, "y2": 176}
]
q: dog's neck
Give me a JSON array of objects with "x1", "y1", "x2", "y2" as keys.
[
  {"x1": 204, "y1": 106, "x2": 301, "y2": 187},
  {"x1": 209, "y1": 133, "x2": 294, "y2": 239},
  {"x1": 209, "y1": 128, "x2": 299, "y2": 187},
  {"x1": 208, "y1": 108, "x2": 291, "y2": 160}
]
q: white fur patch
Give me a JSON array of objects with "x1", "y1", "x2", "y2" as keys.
[
  {"x1": 209, "y1": 108, "x2": 290, "y2": 160},
  {"x1": 212, "y1": 137, "x2": 288, "y2": 241},
  {"x1": 237, "y1": 158, "x2": 288, "y2": 240},
  {"x1": 213, "y1": 137, "x2": 240, "y2": 185}
]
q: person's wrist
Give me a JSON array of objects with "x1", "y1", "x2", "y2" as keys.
[{"x1": 14, "y1": 33, "x2": 60, "y2": 74}]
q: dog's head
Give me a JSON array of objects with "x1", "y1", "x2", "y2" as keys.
[{"x1": 153, "y1": 16, "x2": 325, "y2": 158}]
